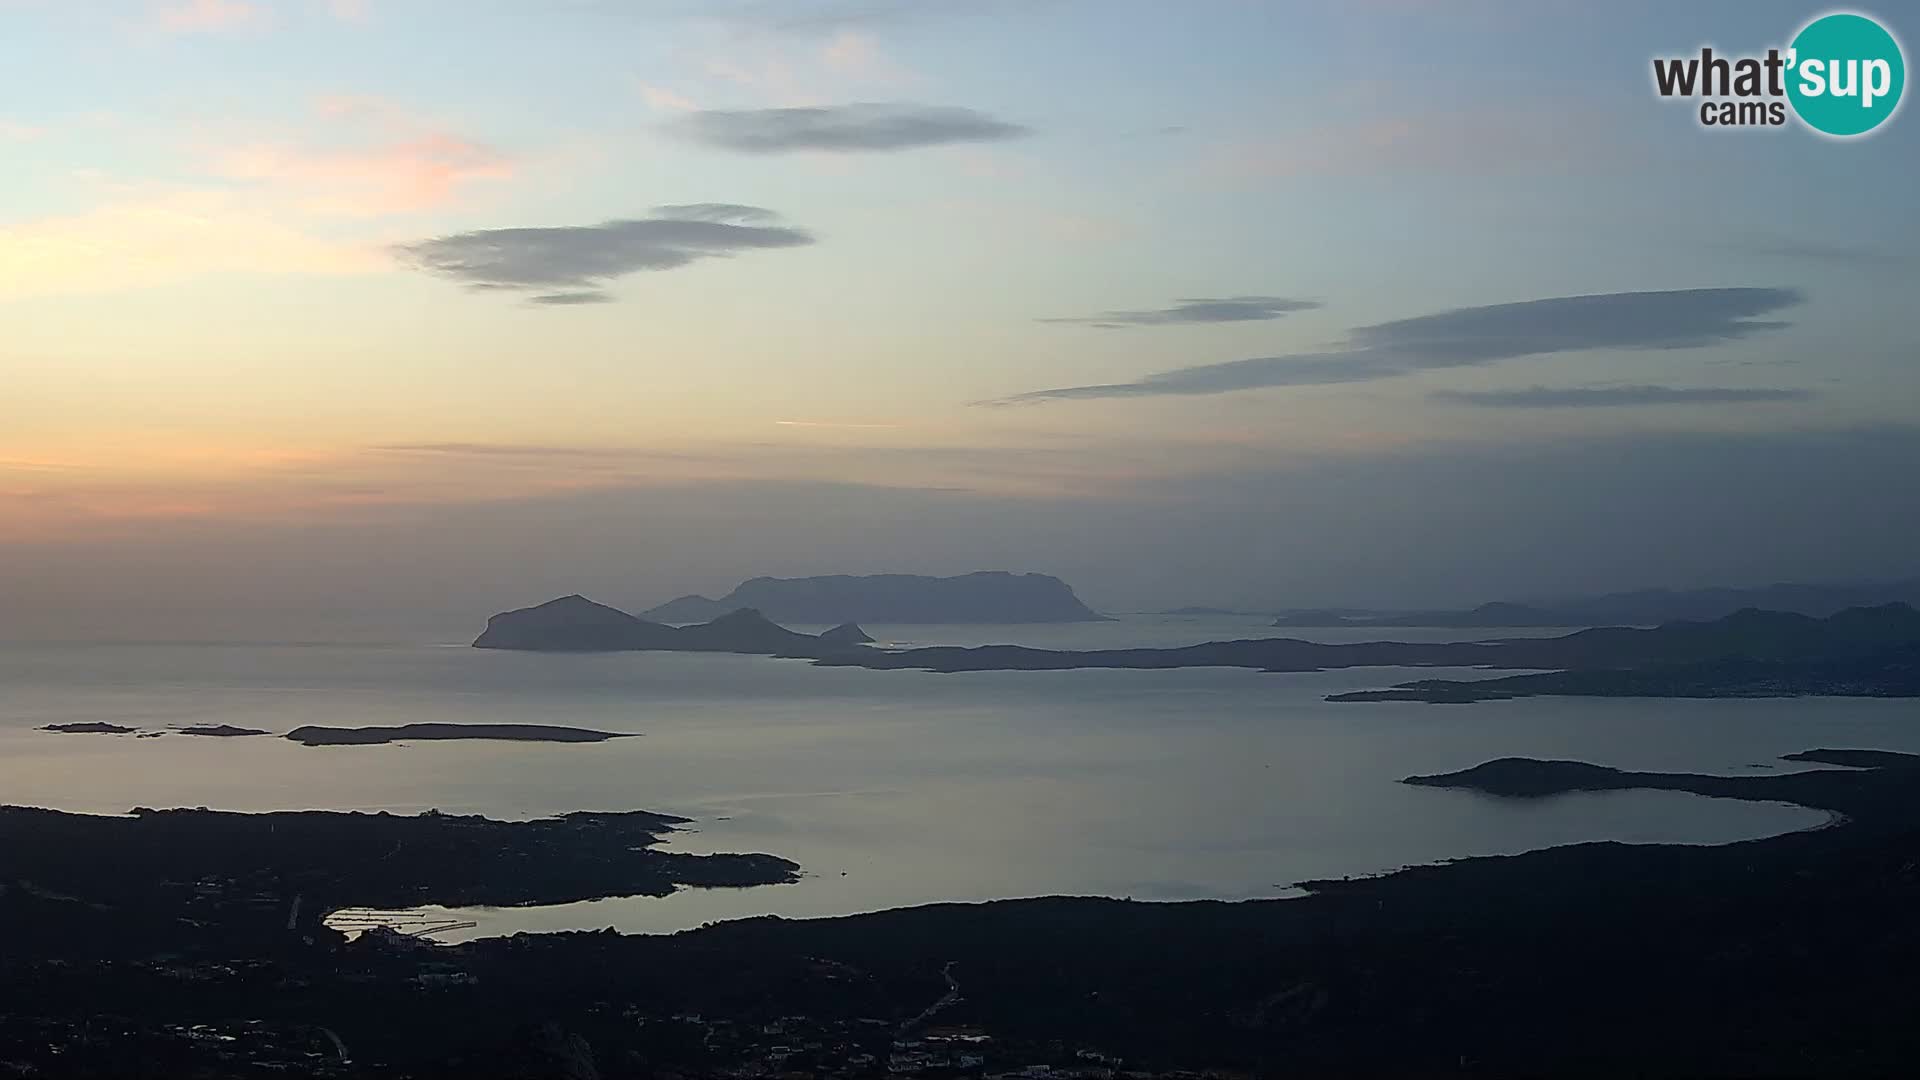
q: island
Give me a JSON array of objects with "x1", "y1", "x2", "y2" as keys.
[
  {"x1": 472, "y1": 599, "x2": 1920, "y2": 703},
  {"x1": 44, "y1": 723, "x2": 279, "y2": 738},
  {"x1": 1269, "y1": 576, "x2": 1920, "y2": 628},
  {"x1": 472, "y1": 595, "x2": 857, "y2": 655},
  {"x1": 286, "y1": 723, "x2": 636, "y2": 747},
  {"x1": 640, "y1": 571, "x2": 1108, "y2": 624},
  {"x1": 832, "y1": 602, "x2": 1920, "y2": 694},
  {"x1": 819, "y1": 621, "x2": 876, "y2": 646},
  {"x1": 1399, "y1": 747, "x2": 1920, "y2": 820}
]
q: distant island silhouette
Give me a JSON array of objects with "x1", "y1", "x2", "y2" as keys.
[
  {"x1": 475, "y1": 596, "x2": 1920, "y2": 702},
  {"x1": 819, "y1": 621, "x2": 876, "y2": 646},
  {"x1": 44, "y1": 722, "x2": 271, "y2": 738},
  {"x1": 1322, "y1": 604, "x2": 1920, "y2": 704},
  {"x1": 286, "y1": 723, "x2": 636, "y2": 747},
  {"x1": 1269, "y1": 577, "x2": 1920, "y2": 628},
  {"x1": 812, "y1": 604, "x2": 1920, "y2": 702},
  {"x1": 177, "y1": 724, "x2": 269, "y2": 737},
  {"x1": 1272, "y1": 600, "x2": 1584, "y2": 628},
  {"x1": 472, "y1": 594, "x2": 871, "y2": 656},
  {"x1": 640, "y1": 571, "x2": 1106, "y2": 624}
]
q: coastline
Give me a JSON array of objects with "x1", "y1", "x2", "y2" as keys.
[{"x1": 12, "y1": 746, "x2": 1920, "y2": 1074}]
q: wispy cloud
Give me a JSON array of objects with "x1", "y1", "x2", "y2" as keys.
[
  {"x1": 1208, "y1": 106, "x2": 1623, "y2": 182},
  {"x1": 1432, "y1": 385, "x2": 1817, "y2": 408},
  {"x1": 211, "y1": 133, "x2": 512, "y2": 217},
  {"x1": 672, "y1": 103, "x2": 1029, "y2": 153},
  {"x1": 986, "y1": 288, "x2": 1804, "y2": 404},
  {"x1": 1726, "y1": 235, "x2": 1915, "y2": 271},
  {"x1": 154, "y1": 0, "x2": 263, "y2": 33},
  {"x1": 0, "y1": 120, "x2": 43, "y2": 142},
  {"x1": 636, "y1": 81, "x2": 700, "y2": 112},
  {"x1": 183, "y1": 97, "x2": 519, "y2": 217},
  {"x1": 371, "y1": 443, "x2": 709, "y2": 462},
  {"x1": 527, "y1": 290, "x2": 616, "y2": 306},
  {"x1": 1042, "y1": 296, "x2": 1321, "y2": 329},
  {"x1": 817, "y1": 30, "x2": 915, "y2": 84},
  {"x1": 637, "y1": 14, "x2": 923, "y2": 115},
  {"x1": 0, "y1": 97, "x2": 513, "y2": 297},
  {"x1": 392, "y1": 204, "x2": 815, "y2": 304},
  {"x1": 718, "y1": 0, "x2": 1049, "y2": 34}
]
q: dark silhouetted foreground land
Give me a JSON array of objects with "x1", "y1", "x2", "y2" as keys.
[
  {"x1": 9, "y1": 749, "x2": 1920, "y2": 1074},
  {"x1": 0, "y1": 804, "x2": 794, "y2": 962}
]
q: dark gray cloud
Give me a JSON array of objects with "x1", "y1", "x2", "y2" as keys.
[
  {"x1": 673, "y1": 103, "x2": 1029, "y2": 153},
  {"x1": 393, "y1": 204, "x2": 813, "y2": 301},
  {"x1": 530, "y1": 291, "x2": 615, "y2": 306},
  {"x1": 1432, "y1": 385, "x2": 1816, "y2": 408},
  {"x1": 988, "y1": 287, "x2": 1804, "y2": 404},
  {"x1": 1042, "y1": 296, "x2": 1321, "y2": 329}
]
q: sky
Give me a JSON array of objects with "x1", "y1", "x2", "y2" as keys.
[{"x1": 2, "y1": 0, "x2": 1917, "y2": 640}]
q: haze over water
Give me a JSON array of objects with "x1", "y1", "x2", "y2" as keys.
[{"x1": 6, "y1": 616, "x2": 1900, "y2": 941}]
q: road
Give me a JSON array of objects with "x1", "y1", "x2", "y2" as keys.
[{"x1": 899, "y1": 960, "x2": 961, "y2": 1035}]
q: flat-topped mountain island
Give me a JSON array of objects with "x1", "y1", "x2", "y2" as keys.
[{"x1": 639, "y1": 571, "x2": 1108, "y2": 624}]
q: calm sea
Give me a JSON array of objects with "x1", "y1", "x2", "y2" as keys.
[{"x1": 3, "y1": 615, "x2": 1908, "y2": 941}]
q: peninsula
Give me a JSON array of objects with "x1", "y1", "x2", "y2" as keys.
[
  {"x1": 0, "y1": 803, "x2": 796, "y2": 965},
  {"x1": 1329, "y1": 645, "x2": 1920, "y2": 703}
]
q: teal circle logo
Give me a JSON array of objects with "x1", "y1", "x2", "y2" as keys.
[{"x1": 1787, "y1": 12, "x2": 1905, "y2": 136}]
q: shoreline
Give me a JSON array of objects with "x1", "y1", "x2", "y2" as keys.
[{"x1": 8, "y1": 747, "x2": 1920, "y2": 1073}]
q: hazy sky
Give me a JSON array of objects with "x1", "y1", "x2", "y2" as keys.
[{"x1": 3, "y1": 0, "x2": 1917, "y2": 639}]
